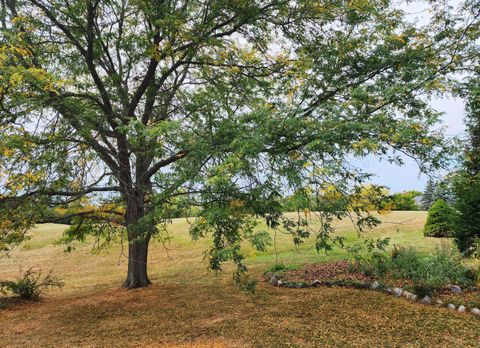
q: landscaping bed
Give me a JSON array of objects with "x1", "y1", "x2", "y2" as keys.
[
  {"x1": 278, "y1": 260, "x2": 479, "y2": 294},
  {"x1": 264, "y1": 255, "x2": 480, "y2": 317},
  {"x1": 280, "y1": 260, "x2": 373, "y2": 283},
  {"x1": 265, "y1": 260, "x2": 417, "y2": 290}
]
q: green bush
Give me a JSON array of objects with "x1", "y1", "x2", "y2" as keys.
[
  {"x1": 353, "y1": 244, "x2": 474, "y2": 295},
  {"x1": 423, "y1": 199, "x2": 456, "y2": 237},
  {"x1": 453, "y1": 174, "x2": 480, "y2": 256},
  {"x1": 0, "y1": 269, "x2": 64, "y2": 301},
  {"x1": 347, "y1": 238, "x2": 391, "y2": 277},
  {"x1": 349, "y1": 251, "x2": 389, "y2": 277}
]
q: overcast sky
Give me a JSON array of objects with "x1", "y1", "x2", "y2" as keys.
[{"x1": 357, "y1": 1, "x2": 466, "y2": 193}]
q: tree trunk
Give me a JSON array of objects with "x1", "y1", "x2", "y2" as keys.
[
  {"x1": 123, "y1": 237, "x2": 151, "y2": 289},
  {"x1": 122, "y1": 189, "x2": 152, "y2": 289}
]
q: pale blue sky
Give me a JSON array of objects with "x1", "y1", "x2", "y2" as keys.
[
  {"x1": 357, "y1": 97, "x2": 466, "y2": 192},
  {"x1": 358, "y1": 1, "x2": 466, "y2": 193}
]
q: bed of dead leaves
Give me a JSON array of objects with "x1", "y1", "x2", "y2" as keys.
[
  {"x1": 280, "y1": 260, "x2": 374, "y2": 283},
  {"x1": 280, "y1": 260, "x2": 414, "y2": 288}
]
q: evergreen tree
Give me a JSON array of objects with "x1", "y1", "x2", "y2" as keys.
[
  {"x1": 421, "y1": 179, "x2": 436, "y2": 210},
  {"x1": 432, "y1": 179, "x2": 455, "y2": 206},
  {"x1": 453, "y1": 64, "x2": 480, "y2": 256},
  {"x1": 453, "y1": 176, "x2": 480, "y2": 255},
  {"x1": 424, "y1": 199, "x2": 456, "y2": 238}
]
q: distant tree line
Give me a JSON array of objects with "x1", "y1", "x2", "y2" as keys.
[{"x1": 281, "y1": 187, "x2": 421, "y2": 213}]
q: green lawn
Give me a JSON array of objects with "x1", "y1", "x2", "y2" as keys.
[{"x1": 0, "y1": 211, "x2": 479, "y2": 347}]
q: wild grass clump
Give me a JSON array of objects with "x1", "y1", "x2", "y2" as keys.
[
  {"x1": 389, "y1": 246, "x2": 475, "y2": 288},
  {"x1": 351, "y1": 244, "x2": 476, "y2": 295},
  {"x1": 0, "y1": 268, "x2": 64, "y2": 301}
]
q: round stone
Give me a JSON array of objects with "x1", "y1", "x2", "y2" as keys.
[
  {"x1": 419, "y1": 296, "x2": 432, "y2": 305},
  {"x1": 470, "y1": 308, "x2": 480, "y2": 315},
  {"x1": 393, "y1": 287, "x2": 403, "y2": 297},
  {"x1": 449, "y1": 285, "x2": 462, "y2": 294}
]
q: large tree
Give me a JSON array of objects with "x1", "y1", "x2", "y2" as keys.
[
  {"x1": 0, "y1": 0, "x2": 471, "y2": 288},
  {"x1": 453, "y1": 70, "x2": 480, "y2": 255},
  {"x1": 451, "y1": 0, "x2": 480, "y2": 256}
]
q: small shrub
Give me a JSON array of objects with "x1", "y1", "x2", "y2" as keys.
[
  {"x1": 424, "y1": 199, "x2": 456, "y2": 238},
  {"x1": 350, "y1": 251, "x2": 388, "y2": 277},
  {"x1": 0, "y1": 268, "x2": 64, "y2": 301},
  {"x1": 387, "y1": 245, "x2": 474, "y2": 290},
  {"x1": 424, "y1": 246, "x2": 475, "y2": 285},
  {"x1": 347, "y1": 238, "x2": 390, "y2": 277}
]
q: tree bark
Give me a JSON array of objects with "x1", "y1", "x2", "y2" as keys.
[
  {"x1": 122, "y1": 188, "x2": 152, "y2": 289},
  {"x1": 123, "y1": 237, "x2": 151, "y2": 289}
]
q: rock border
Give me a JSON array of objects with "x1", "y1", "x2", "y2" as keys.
[{"x1": 264, "y1": 273, "x2": 480, "y2": 317}]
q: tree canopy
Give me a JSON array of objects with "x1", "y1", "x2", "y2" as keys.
[
  {"x1": 390, "y1": 191, "x2": 420, "y2": 211},
  {"x1": 453, "y1": 58, "x2": 480, "y2": 255},
  {"x1": 450, "y1": 0, "x2": 480, "y2": 256},
  {"x1": 0, "y1": 0, "x2": 475, "y2": 288}
]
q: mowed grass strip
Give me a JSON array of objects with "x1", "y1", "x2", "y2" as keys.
[{"x1": 0, "y1": 211, "x2": 479, "y2": 347}]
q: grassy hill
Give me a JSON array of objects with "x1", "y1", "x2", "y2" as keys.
[{"x1": 1, "y1": 211, "x2": 479, "y2": 347}]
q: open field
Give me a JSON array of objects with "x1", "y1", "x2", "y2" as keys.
[{"x1": 1, "y1": 211, "x2": 479, "y2": 347}]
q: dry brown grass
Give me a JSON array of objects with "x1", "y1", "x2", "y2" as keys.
[{"x1": 0, "y1": 211, "x2": 479, "y2": 347}]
